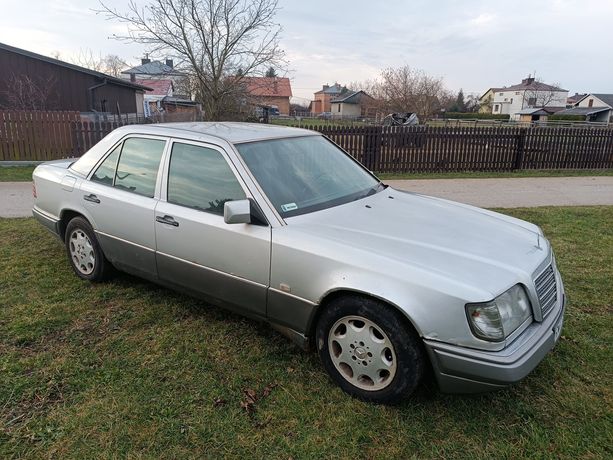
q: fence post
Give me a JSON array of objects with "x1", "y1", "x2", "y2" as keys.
[
  {"x1": 514, "y1": 128, "x2": 527, "y2": 170},
  {"x1": 363, "y1": 126, "x2": 383, "y2": 171}
]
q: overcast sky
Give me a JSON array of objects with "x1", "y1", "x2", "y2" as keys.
[{"x1": 1, "y1": 0, "x2": 611, "y2": 103}]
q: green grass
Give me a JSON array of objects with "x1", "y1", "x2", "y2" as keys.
[
  {"x1": 1, "y1": 208, "x2": 612, "y2": 458},
  {"x1": 377, "y1": 169, "x2": 613, "y2": 180},
  {"x1": 0, "y1": 166, "x2": 35, "y2": 182}
]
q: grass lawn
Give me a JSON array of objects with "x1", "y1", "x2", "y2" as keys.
[
  {"x1": 0, "y1": 166, "x2": 35, "y2": 182},
  {"x1": 1, "y1": 207, "x2": 612, "y2": 458}
]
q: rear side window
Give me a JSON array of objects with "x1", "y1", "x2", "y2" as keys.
[
  {"x1": 114, "y1": 138, "x2": 166, "y2": 197},
  {"x1": 90, "y1": 138, "x2": 166, "y2": 197},
  {"x1": 167, "y1": 142, "x2": 246, "y2": 215},
  {"x1": 91, "y1": 144, "x2": 121, "y2": 185}
]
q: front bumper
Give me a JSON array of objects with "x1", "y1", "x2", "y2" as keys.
[{"x1": 424, "y1": 294, "x2": 566, "y2": 393}]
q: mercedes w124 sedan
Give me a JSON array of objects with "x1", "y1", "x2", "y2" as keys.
[{"x1": 32, "y1": 122, "x2": 565, "y2": 404}]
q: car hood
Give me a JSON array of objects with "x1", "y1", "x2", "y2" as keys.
[{"x1": 285, "y1": 187, "x2": 550, "y2": 300}]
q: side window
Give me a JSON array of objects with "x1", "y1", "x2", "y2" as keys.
[
  {"x1": 114, "y1": 138, "x2": 166, "y2": 197},
  {"x1": 167, "y1": 143, "x2": 246, "y2": 215},
  {"x1": 91, "y1": 144, "x2": 121, "y2": 185}
]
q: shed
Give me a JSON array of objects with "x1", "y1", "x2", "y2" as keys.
[{"x1": 0, "y1": 41, "x2": 150, "y2": 114}]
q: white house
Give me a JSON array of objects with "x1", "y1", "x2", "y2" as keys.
[
  {"x1": 553, "y1": 93, "x2": 613, "y2": 123},
  {"x1": 329, "y1": 90, "x2": 377, "y2": 118},
  {"x1": 479, "y1": 77, "x2": 568, "y2": 120}
]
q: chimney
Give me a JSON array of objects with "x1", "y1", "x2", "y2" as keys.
[
  {"x1": 130, "y1": 73, "x2": 135, "y2": 82},
  {"x1": 323, "y1": 84, "x2": 329, "y2": 90},
  {"x1": 141, "y1": 56, "x2": 151, "y2": 65},
  {"x1": 166, "y1": 59, "x2": 173, "y2": 68},
  {"x1": 522, "y1": 76, "x2": 535, "y2": 85}
]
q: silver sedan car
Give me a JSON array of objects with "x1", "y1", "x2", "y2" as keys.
[{"x1": 32, "y1": 123, "x2": 565, "y2": 404}]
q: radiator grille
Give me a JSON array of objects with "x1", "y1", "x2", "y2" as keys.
[{"x1": 535, "y1": 264, "x2": 557, "y2": 316}]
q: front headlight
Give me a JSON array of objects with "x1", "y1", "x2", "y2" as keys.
[{"x1": 466, "y1": 284, "x2": 533, "y2": 341}]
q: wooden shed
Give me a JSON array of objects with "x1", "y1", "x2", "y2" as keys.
[{"x1": 0, "y1": 42, "x2": 150, "y2": 115}]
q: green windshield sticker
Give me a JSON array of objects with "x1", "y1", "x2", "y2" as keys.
[{"x1": 281, "y1": 202, "x2": 298, "y2": 212}]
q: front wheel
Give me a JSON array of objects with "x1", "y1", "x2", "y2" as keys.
[
  {"x1": 316, "y1": 295, "x2": 424, "y2": 404},
  {"x1": 65, "y1": 216, "x2": 112, "y2": 281}
]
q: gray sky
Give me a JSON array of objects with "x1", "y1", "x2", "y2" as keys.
[{"x1": 1, "y1": 0, "x2": 611, "y2": 103}]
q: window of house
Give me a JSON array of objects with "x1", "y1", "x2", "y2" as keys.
[
  {"x1": 114, "y1": 138, "x2": 166, "y2": 197},
  {"x1": 499, "y1": 92, "x2": 503, "y2": 96},
  {"x1": 588, "y1": 99, "x2": 594, "y2": 107},
  {"x1": 515, "y1": 91, "x2": 520, "y2": 95},
  {"x1": 510, "y1": 98, "x2": 514, "y2": 104},
  {"x1": 167, "y1": 143, "x2": 246, "y2": 215},
  {"x1": 493, "y1": 104, "x2": 500, "y2": 112},
  {"x1": 504, "y1": 98, "x2": 508, "y2": 102},
  {"x1": 528, "y1": 97, "x2": 537, "y2": 106},
  {"x1": 337, "y1": 105, "x2": 341, "y2": 112}
]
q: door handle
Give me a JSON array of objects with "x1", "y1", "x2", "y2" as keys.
[
  {"x1": 83, "y1": 193, "x2": 100, "y2": 204},
  {"x1": 156, "y1": 215, "x2": 179, "y2": 227}
]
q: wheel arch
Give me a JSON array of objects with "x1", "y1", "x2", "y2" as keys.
[
  {"x1": 308, "y1": 288, "x2": 424, "y2": 346},
  {"x1": 58, "y1": 209, "x2": 89, "y2": 240}
]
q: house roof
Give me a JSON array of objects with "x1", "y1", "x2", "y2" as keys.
[
  {"x1": 161, "y1": 96, "x2": 199, "y2": 107},
  {"x1": 515, "y1": 108, "x2": 557, "y2": 115},
  {"x1": 315, "y1": 84, "x2": 344, "y2": 95},
  {"x1": 575, "y1": 93, "x2": 613, "y2": 108},
  {"x1": 242, "y1": 77, "x2": 292, "y2": 97},
  {"x1": 554, "y1": 107, "x2": 611, "y2": 116},
  {"x1": 0, "y1": 41, "x2": 152, "y2": 91},
  {"x1": 330, "y1": 90, "x2": 373, "y2": 104},
  {"x1": 137, "y1": 79, "x2": 173, "y2": 96},
  {"x1": 122, "y1": 61, "x2": 185, "y2": 76},
  {"x1": 499, "y1": 79, "x2": 567, "y2": 93},
  {"x1": 567, "y1": 93, "x2": 587, "y2": 104}
]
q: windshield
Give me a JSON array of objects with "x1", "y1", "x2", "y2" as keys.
[{"x1": 235, "y1": 136, "x2": 382, "y2": 217}]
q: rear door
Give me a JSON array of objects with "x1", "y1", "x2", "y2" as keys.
[
  {"x1": 154, "y1": 139, "x2": 271, "y2": 318},
  {"x1": 80, "y1": 135, "x2": 167, "y2": 280}
]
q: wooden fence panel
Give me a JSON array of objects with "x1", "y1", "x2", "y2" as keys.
[{"x1": 0, "y1": 110, "x2": 80, "y2": 161}]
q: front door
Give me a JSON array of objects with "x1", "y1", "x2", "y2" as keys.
[
  {"x1": 154, "y1": 140, "x2": 271, "y2": 318},
  {"x1": 80, "y1": 136, "x2": 167, "y2": 280}
]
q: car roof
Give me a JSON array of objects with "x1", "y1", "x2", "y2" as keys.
[{"x1": 113, "y1": 122, "x2": 319, "y2": 144}]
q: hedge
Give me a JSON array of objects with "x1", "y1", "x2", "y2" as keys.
[
  {"x1": 549, "y1": 114, "x2": 586, "y2": 121},
  {"x1": 441, "y1": 112, "x2": 510, "y2": 120}
]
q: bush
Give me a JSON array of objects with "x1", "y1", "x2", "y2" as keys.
[
  {"x1": 440, "y1": 112, "x2": 510, "y2": 120},
  {"x1": 549, "y1": 114, "x2": 585, "y2": 121}
]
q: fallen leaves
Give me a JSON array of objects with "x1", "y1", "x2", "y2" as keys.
[{"x1": 239, "y1": 383, "x2": 278, "y2": 414}]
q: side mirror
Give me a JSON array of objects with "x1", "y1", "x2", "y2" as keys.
[{"x1": 224, "y1": 199, "x2": 252, "y2": 224}]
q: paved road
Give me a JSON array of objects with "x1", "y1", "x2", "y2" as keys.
[
  {"x1": 385, "y1": 176, "x2": 613, "y2": 208},
  {"x1": 1, "y1": 176, "x2": 612, "y2": 218}
]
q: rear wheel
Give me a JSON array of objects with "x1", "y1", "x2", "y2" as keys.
[
  {"x1": 65, "y1": 216, "x2": 112, "y2": 281},
  {"x1": 316, "y1": 295, "x2": 424, "y2": 404}
]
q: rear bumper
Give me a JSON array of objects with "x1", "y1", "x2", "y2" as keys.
[{"x1": 425, "y1": 294, "x2": 566, "y2": 393}]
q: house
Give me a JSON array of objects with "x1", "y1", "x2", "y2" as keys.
[
  {"x1": 121, "y1": 57, "x2": 186, "y2": 85},
  {"x1": 241, "y1": 76, "x2": 292, "y2": 115},
  {"x1": 551, "y1": 93, "x2": 613, "y2": 122},
  {"x1": 330, "y1": 90, "x2": 377, "y2": 118},
  {"x1": 515, "y1": 107, "x2": 559, "y2": 123},
  {"x1": 574, "y1": 94, "x2": 613, "y2": 113},
  {"x1": 0, "y1": 41, "x2": 150, "y2": 115},
  {"x1": 137, "y1": 78, "x2": 201, "y2": 119},
  {"x1": 479, "y1": 77, "x2": 568, "y2": 120},
  {"x1": 567, "y1": 93, "x2": 586, "y2": 106},
  {"x1": 311, "y1": 83, "x2": 346, "y2": 114}
]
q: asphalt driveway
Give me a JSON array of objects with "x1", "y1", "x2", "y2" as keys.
[{"x1": 1, "y1": 176, "x2": 612, "y2": 218}]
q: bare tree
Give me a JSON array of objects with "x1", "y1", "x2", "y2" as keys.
[
  {"x1": 72, "y1": 48, "x2": 106, "y2": 72},
  {"x1": 98, "y1": 0, "x2": 286, "y2": 120},
  {"x1": 103, "y1": 55, "x2": 128, "y2": 77},
  {"x1": 522, "y1": 78, "x2": 563, "y2": 108},
  {"x1": 1, "y1": 73, "x2": 59, "y2": 110},
  {"x1": 354, "y1": 66, "x2": 450, "y2": 120},
  {"x1": 71, "y1": 49, "x2": 128, "y2": 77}
]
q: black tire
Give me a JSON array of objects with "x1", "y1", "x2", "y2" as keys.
[
  {"x1": 316, "y1": 295, "x2": 424, "y2": 404},
  {"x1": 64, "y1": 216, "x2": 112, "y2": 281}
]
